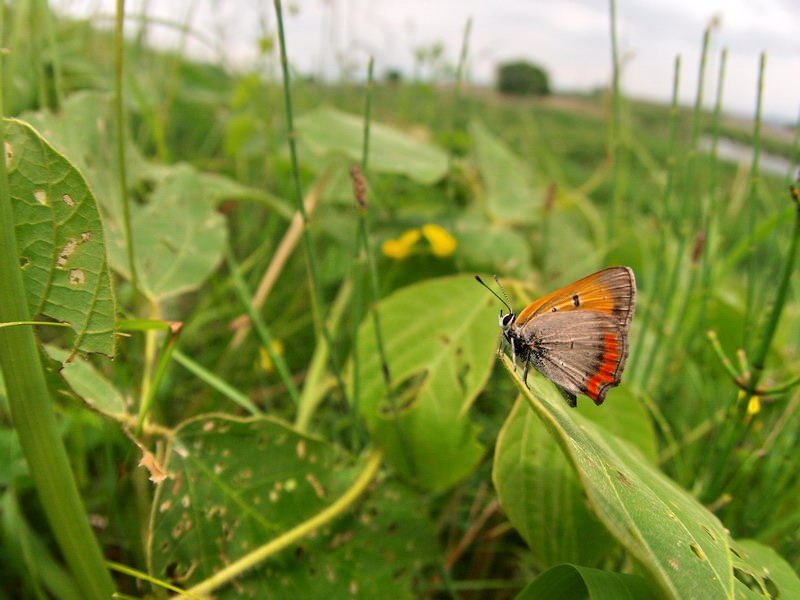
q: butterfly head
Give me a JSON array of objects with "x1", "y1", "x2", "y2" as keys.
[
  {"x1": 475, "y1": 275, "x2": 515, "y2": 329},
  {"x1": 499, "y1": 310, "x2": 516, "y2": 330}
]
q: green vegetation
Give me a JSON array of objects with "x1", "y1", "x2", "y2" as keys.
[
  {"x1": 0, "y1": 2, "x2": 798, "y2": 599},
  {"x1": 497, "y1": 60, "x2": 551, "y2": 96}
]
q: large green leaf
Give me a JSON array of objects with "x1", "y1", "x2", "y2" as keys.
[
  {"x1": 501, "y1": 356, "x2": 733, "y2": 599},
  {"x1": 352, "y1": 275, "x2": 499, "y2": 490},
  {"x1": 515, "y1": 564, "x2": 656, "y2": 600},
  {"x1": 148, "y1": 415, "x2": 437, "y2": 599},
  {"x1": 20, "y1": 92, "x2": 269, "y2": 301},
  {"x1": 296, "y1": 106, "x2": 448, "y2": 185},
  {"x1": 494, "y1": 398, "x2": 617, "y2": 569},
  {"x1": 5, "y1": 118, "x2": 116, "y2": 356},
  {"x1": 456, "y1": 226, "x2": 533, "y2": 279},
  {"x1": 358, "y1": 276, "x2": 500, "y2": 488},
  {"x1": 470, "y1": 119, "x2": 541, "y2": 225},
  {"x1": 19, "y1": 91, "x2": 152, "y2": 224},
  {"x1": 105, "y1": 163, "x2": 226, "y2": 301}
]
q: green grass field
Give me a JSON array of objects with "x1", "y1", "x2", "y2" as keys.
[{"x1": 0, "y1": 2, "x2": 798, "y2": 599}]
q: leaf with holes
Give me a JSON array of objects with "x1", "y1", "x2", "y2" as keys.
[
  {"x1": 352, "y1": 275, "x2": 499, "y2": 490},
  {"x1": 105, "y1": 164, "x2": 226, "y2": 301},
  {"x1": 148, "y1": 415, "x2": 437, "y2": 599},
  {"x1": 730, "y1": 539, "x2": 800, "y2": 599},
  {"x1": 296, "y1": 106, "x2": 448, "y2": 185},
  {"x1": 499, "y1": 357, "x2": 789, "y2": 599},
  {"x1": 5, "y1": 118, "x2": 116, "y2": 356},
  {"x1": 19, "y1": 91, "x2": 152, "y2": 225}
]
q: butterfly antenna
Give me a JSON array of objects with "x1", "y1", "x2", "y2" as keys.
[
  {"x1": 474, "y1": 275, "x2": 513, "y2": 314},
  {"x1": 492, "y1": 275, "x2": 515, "y2": 312}
]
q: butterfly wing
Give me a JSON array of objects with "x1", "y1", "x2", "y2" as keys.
[
  {"x1": 515, "y1": 266, "x2": 636, "y2": 331},
  {"x1": 515, "y1": 309, "x2": 630, "y2": 405}
]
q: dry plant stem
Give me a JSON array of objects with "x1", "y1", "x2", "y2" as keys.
[
  {"x1": 178, "y1": 448, "x2": 384, "y2": 599},
  {"x1": 445, "y1": 498, "x2": 499, "y2": 570},
  {"x1": 229, "y1": 170, "x2": 332, "y2": 349}
]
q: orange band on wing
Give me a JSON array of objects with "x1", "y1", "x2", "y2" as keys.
[{"x1": 586, "y1": 334, "x2": 621, "y2": 401}]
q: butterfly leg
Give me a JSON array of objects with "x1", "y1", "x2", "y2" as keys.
[
  {"x1": 521, "y1": 362, "x2": 530, "y2": 389},
  {"x1": 510, "y1": 338, "x2": 518, "y2": 372}
]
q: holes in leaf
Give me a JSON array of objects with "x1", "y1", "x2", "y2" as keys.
[
  {"x1": 734, "y1": 567, "x2": 777, "y2": 598},
  {"x1": 69, "y1": 269, "x2": 85, "y2": 285},
  {"x1": 379, "y1": 371, "x2": 425, "y2": 416},
  {"x1": 689, "y1": 542, "x2": 706, "y2": 560},
  {"x1": 616, "y1": 470, "x2": 633, "y2": 487},
  {"x1": 701, "y1": 525, "x2": 716, "y2": 541},
  {"x1": 19, "y1": 256, "x2": 29, "y2": 268}
]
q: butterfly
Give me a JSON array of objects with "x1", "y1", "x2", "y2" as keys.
[{"x1": 476, "y1": 267, "x2": 636, "y2": 407}]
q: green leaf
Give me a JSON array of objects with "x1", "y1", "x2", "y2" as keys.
[
  {"x1": 577, "y1": 385, "x2": 657, "y2": 463},
  {"x1": 5, "y1": 118, "x2": 116, "y2": 356},
  {"x1": 352, "y1": 275, "x2": 498, "y2": 490},
  {"x1": 456, "y1": 226, "x2": 533, "y2": 279},
  {"x1": 106, "y1": 164, "x2": 226, "y2": 301},
  {"x1": 296, "y1": 106, "x2": 448, "y2": 185},
  {"x1": 470, "y1": 119, "x2": 541, "y2": 225},
  {"x1": 45, "y1": 345, "x2": 126, "y2": 419},
  {"x1": 19, "y1": 91, "x2": 152, "y2": 224},
  {"x1": 149, "y1": 415, "x2": 437, "y2": 599},
  {"x1": 494, "y1": 398, "x2": 617, "y2": 569},
  {"x1": 515, "y1": 564, "x2": 656, "y2": 600},
  {"x1": 504, "y1": 358, "x2": 734, "y2": 599},
  {"x1": 730, "y1": 539, "x2": 800, "y2": 599}
]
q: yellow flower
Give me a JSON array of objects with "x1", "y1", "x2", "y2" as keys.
[
  {"x1": 258, "y1": 339, "x2": 285, "y2": 373},
  {"x1": 381, "y1": 228, "x2": 421, "y2": 260},
  {"x1": 746, "y1": 395, "x2": 761, "y2": 416},
  {"x1": 422, "y1": 223, "x2": 457, "y2": 257}
]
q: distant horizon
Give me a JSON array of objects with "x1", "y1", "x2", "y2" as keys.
[{"x1": 54, "y1": 0, "x2": 799, "y2": 125}]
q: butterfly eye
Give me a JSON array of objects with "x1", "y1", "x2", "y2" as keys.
[{"x1": 499, "y1": 313, "x2": 515, "y2": 329}]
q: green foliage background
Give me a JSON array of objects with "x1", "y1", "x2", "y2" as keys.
[{"x1": 0, "y1": 2, "x2": 798, "y2": 599}]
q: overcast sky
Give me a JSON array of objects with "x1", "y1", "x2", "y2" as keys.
[{"x1": 55, "y1": 0, "x2": 799, "y2": 123}]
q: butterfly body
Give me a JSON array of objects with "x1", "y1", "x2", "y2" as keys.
[{"x1": 489, "y1": 266, "x2": 636, "y2": 407}]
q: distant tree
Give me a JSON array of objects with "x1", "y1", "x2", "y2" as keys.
[
  {"x1": 385, "y1": 69, "x2": 403, "y2": 85},
  {"x1": 497, "y1": 61, "x2": 550, "y2": 96}
]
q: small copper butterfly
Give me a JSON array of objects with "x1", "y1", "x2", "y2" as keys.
[{"x1": 476, "y1": 267, "x2": 636, "y2": 407}]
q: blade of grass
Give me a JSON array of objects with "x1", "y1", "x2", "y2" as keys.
[
  {"x1": 273, "y1": 0, "x2": 347, "y2": 404},
  {"x1": 606, "y1": 0, "x2": 626, "y2": 246},
  {"x1": 115, "y1": 0, "x2": 139, "y2": 299},
  {"x1": 743, "y1": 52, "x2": 767, "y2": 346},
  {"x1": 172, "y1": 349, "x2": 261, "y2": 416},
  {"x1": 225, "y1": 245, "x2": 300, "y2": 406}
]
